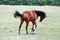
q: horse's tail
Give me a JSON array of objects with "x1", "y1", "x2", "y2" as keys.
[{"x1": 14, "y1": 11, "x2": 23, "y2": 18}]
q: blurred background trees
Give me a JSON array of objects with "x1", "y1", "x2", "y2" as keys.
[{"x1": 0, "y1": 0, "x2": 60, "y2": 6}]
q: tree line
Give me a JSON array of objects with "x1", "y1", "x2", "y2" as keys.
[{"x1": 0, "y1": 0, "x2": 60, "y2": 6}]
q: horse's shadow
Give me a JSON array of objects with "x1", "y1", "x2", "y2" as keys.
[
  {"x1": 28, "y1": 33, "x2": 36, "y2": 35},
  {"x1": 20, "y1": 33, "x2": 36, "y2": 35}
]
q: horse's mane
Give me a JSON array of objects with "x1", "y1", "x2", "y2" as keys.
[
  {"x1": 35, "y1": 11, "x2": 46, "y2": 22},
  {"x1": 35, "y1": 11, "x2": 46, "y2": 16}
]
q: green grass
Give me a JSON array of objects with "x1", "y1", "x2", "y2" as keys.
[{"x1": 0, "y1": 5, "x2": 60, "y2": 40}]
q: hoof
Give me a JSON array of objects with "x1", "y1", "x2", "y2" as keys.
[
  {"x1": 31, "y1": 28, "x2": 35, "y2": 32},
  {"x1": 32, "y1": 29, "x2": 35, "y2": 32},
  {"x1": 26, "y1": 32, "x2": 28, "y2": 34},
  {"x1": 18, "y1": 32, "x2": 20, "y2": 35}
]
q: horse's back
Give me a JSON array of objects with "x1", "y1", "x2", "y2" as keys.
[
  {"x1": 29, "y1": 11, "x2": 37, "y2": 19},
  {"x1": 23, "y1": 11, "x2": 37, "y2": 21}
]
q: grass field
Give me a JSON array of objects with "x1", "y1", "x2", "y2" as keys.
[{"x1": 0, "y1": 5, "x2": 60, "y2": 40}]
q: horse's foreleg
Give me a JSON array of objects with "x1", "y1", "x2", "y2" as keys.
[
  {"x1": 19, "y1": 20, "x2": 24, "y2": 35},
  {"x1": 31, "y1": 21, "x2": 35, "y2": 32},
  {"x1": 32, "y1": 21, "x2": 37, "y2": 32},
  {"x1": 34, "y1": 21, "x2": 37, "y2": 30},
  {"x1": 26, "y1": 21, "x2": 29, "y2": 34}
]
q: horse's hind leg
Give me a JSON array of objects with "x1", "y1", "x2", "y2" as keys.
[
  {"x1": 19, "y1": 20, "x2": 24, "y2": 35},
  {"x1": 25, "y1": 21, "x2": 29, "y2": 34}
]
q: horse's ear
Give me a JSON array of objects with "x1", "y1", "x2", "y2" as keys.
[{"x1": 15, "y1": 11, "x2": 18, "y2": 13}]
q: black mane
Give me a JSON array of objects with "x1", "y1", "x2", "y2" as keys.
[
  {"x1": 35, "y1": 11, "x2": 46, "y2": 16},
  {"x1": 35, "y1": 11, "x2": 46, "y2": 22}
]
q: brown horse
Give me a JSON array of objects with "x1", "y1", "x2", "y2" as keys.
[{"x1": 14, "y1": 10, "x2": 46, "y2": 34}]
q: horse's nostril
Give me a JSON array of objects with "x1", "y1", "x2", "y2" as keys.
[{"x1": 39, "y1": 20, "x2": 42, "y2": 22}]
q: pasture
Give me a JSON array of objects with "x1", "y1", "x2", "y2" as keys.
[{"x1": 0, "y1": 5, "x2": 60, "y2": 40}]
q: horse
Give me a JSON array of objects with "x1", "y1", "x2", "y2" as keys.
[{"x1": 14, "y1": 10, "x2": 46, "y2": 34}]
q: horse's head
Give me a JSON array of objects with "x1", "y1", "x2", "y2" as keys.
[
  {"x1": 14, "y1": 11, "x2": 21, "y2": 18},
  {"x1": 35, "y1": 11, "x2": 46, "y2": 22},
  {"x1": 40, "y1": 15, "x2": 46, "y2": 22}
]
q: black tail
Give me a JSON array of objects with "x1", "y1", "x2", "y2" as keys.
[{"x1": 14, "y1": 11, "x2": 23, "y2": 18}]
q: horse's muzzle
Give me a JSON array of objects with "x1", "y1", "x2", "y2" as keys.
[{"x1": 39, "y1": 20, "x2": 42, "y2": 22}]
